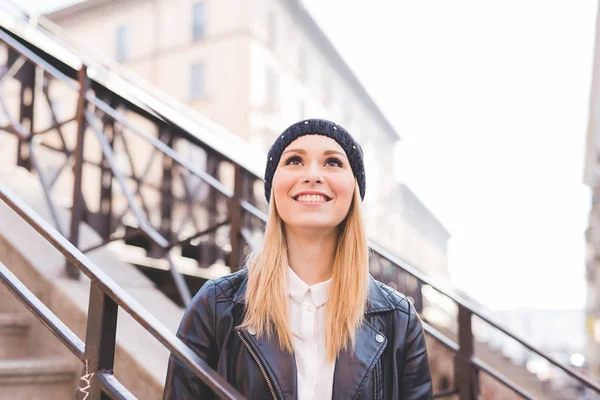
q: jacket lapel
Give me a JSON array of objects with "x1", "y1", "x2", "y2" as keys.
[
  {"x1": 238, "y1": 328, "x2": 298, "y2": 400},
  {"x1": 332, "y1": 277, "x2": 393, "y2": 399},
  {"x1": 234, "y1": 275, "x2": 298, "y2": 400},
  {"x1": 332, "y1": 320, "x2": 387, "y2": 399}
]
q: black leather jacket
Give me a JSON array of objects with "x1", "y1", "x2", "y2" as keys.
[{"x1": 163, "y1": 269, "x2": 433, "y2": 399}]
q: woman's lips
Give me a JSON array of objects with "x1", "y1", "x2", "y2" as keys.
[{"x1": 294, "y1": 194, "x2": 331, "y2": 205}]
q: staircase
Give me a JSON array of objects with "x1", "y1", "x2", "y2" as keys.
[{"x1": 0, "y1": 277, "x2": 79, "y2": 399}]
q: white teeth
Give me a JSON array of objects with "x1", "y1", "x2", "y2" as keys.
[{"x1": 296, "y1": 194, "x2": 328, "y2": 203}]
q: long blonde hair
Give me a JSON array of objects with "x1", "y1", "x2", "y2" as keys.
[{"x1": 239, "y1": 181, "x2": 370, "y2": 362}]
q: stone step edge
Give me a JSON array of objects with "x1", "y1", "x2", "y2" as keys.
[
  {"x1": 0, "y1": 313, "x2": 31, "y2": 335},
  {"x1": 0, "y1": 357, "x2": 78, "y2": 384}
]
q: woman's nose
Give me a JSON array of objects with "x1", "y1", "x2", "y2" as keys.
[{"x1": 303, "y1": 162, "x2": 323, "y2": 183}]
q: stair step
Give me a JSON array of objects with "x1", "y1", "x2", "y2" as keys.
[
  {"x1": 0, "y1": 313, "x2": 30, "y2": 359},
  {"x1": 0, "y1": 357, "x2": 76, "y2": 383},
  {"x1": 0, "y1": 358, "x2": 78, "y2": 400},
  {"x1": 0, "y1": 282, "x2": 25, "y2": 313},
  {"x1": 0, "y1": 313, "x2": 30, "y2": 333}
]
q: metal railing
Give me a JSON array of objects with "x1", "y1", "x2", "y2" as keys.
[
  {"x1": 0, "y1": 3, "x2": 598, "y2": 399},
  {"x1": 0, "y1": 183, "x2": 244, "y2": 399}
]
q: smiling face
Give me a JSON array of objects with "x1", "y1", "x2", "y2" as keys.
[{"x1": 272, "y1": 135, "x2": 356, "y2": 232}]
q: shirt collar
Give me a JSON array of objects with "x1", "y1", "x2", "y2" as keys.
[{"x1": 287, "y1": 266, "x2": 332, "y2": 307}]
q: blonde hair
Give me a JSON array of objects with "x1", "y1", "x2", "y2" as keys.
[{"x1": 239, "y1": 181, "x2": 370, "y2": 362}]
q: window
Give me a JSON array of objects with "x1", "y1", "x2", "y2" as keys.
[
  {"x1": 267, "y1": 11, "x2": 276, "y2": 49},
  {"x1": 192, "y1": 1, "x2": 206, "y2": 41},
  {"x1": 190, "y1": 63, "x2": 206, "y2": 99},
  {"x1": 116, "y1": 25, "x2": 131, "y2": 62},
  {"x1": 265, "y1": 66, "x2": 278, "y2": 109}
]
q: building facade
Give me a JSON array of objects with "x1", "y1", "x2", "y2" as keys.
[
  {"x1": 45, "y1": 0, "x2": 450, "y2": 277},
  {"x1": 583, "y1": 0, "x2": 600, "y2": 382}
]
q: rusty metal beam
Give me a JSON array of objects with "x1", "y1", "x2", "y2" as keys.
[
  {"x1": 80, "y1": 229, "x2": 144, "y2": 254},
  {"x1": 165, "y1": 253, "x2": 191, "y2": 306},
  {"x1": 456, "y1": 305, "x2": 478, "y2": 400},
  {"x1": 67, "y1": 66, "x2": 89, "y2": 278},
  {"x1": 16, "y1": 61, "x2": 35, "y2": 170},
  {"x1": 98, "y1": 101, "x2": 116, "y2": 240},
  {"x1": 81, "y1": 282, "x2": 118, "y2": 400},
  {"x1": 159, "y1": 127, "x2": 174, "y2": 244},
  {"x1": 28, "y1": 142, "x2": 65, "y2": 237},
  {"x1": 229, "y1": 165, "x2": 243, "y2": 271},
  {"x1": 169, "y1": 218, "x2": 230, "y2": 250}
]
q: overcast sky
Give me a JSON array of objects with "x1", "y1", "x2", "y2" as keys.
[{"x1": 15, "y1": 0, "x2": 599, "y2": 311}]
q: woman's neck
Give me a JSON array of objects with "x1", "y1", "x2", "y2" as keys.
[{"x1": 285, "y1": 227, "x2": 337, "y2": 286}]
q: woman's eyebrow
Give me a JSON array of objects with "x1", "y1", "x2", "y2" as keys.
[
  {"x1": 282, "y1": 148, "x2": 306, "y2": 155},
  {"x1": 281, "y1": 149, "x2": 346, "y2": 157},
  {"x1": 323, "y1": 150, "x2": 346, "y2": 157}
]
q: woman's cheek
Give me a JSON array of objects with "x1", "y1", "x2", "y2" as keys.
[{"x1": 331, "y1": 175, "x2": 355, "y2": 199}]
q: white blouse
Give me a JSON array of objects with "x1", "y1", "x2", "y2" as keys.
[{"x1": 287, "y1": 266, "x2": 335, "y2": 400}]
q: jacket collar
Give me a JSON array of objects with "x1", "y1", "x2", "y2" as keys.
[{"x1": 233, "y1": 270, "x2": 395, "y2": 314}]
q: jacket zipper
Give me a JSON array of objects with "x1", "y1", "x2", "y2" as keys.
[
  {"x1": 373, "y1": 362, "x2": 379, "y2": 400},
  {"x1": 237, "y1": 331, "x2": 278, "y2": 400}
]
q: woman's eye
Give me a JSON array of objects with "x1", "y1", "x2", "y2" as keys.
[
  {"x1": 325, "y1": 157, "x2": 343, "y2": 167},
  {"x1": 284, "y1": 155, "x2": 302, "y2": 165}
]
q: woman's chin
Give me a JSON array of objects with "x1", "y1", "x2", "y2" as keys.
[{"x1": 284, "y1": 218, "x2": 340, "y2": 231}]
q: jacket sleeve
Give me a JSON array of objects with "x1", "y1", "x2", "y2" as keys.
[
  {"x1": 398, "y1": 300, "x2": 433, "y2": 399},
  {"x1": 163, "y1": 280, "x2": 218, "y2": 400}
]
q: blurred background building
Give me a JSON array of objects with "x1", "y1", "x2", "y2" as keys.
[
  {"x1": 585, "y1": 0, "x2": 600, "y2": 381},
  {"x1": 44, "y1": 0, "x2": 451, "y2": 279}
]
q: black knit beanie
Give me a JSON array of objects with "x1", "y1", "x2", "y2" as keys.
[{"x1": 264, "y1": 118, "x2": 366, "y2": 203}]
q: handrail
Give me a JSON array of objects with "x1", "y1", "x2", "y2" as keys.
[
  {"x1": 0, "y1": 21, "x2": 80, "y2": 90},
  {"x1": 0, "y1": 183, "x2": 245, "y2": 400},
  {"x1": 471, "y1": 357, "x2": 535, "y2": 400},
  {"x1": 0, "y1": 262, "x2": 85, "y2": 360},
  {"x1": 369, "y1": 241, "x2": 600, "y2": 394},
  {"x1": 97, "y1": 373, "x2": 137, "y2": 400}
]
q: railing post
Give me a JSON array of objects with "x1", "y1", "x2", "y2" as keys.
[
  {"x1": 16, "y1": 56, "x2": 35, "y2": 171},
  {"x1": 159, "y1": 126, "x2": 174, "y2": 245},
  {"x1": 67, "y1": 66, "x2": 89, "y2": 278},
  {"x1": 147, "y1": 125, "x2": 174, "y2": 259},
  {"x1": 456, "y1": 305, "x2": 480, "y2": 400},
  {"x1": 76, "y1": 282, "x2": 118, "y2": 400},
  {"x1": 206, "y1": 152, "x2": 220, "y2": 265},
  {"x1": 98, "y1": 99, "x2": 115, "y2": 240},
  {"x1": 413, "y1": 280, "x2": 424, "y2": 314},
  {"x1": 229, "y1": 165, "x2": 243, "y2": 271}
]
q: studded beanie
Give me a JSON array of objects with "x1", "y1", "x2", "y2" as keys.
[{"x1": 264, "y1": 118, "x2": 366, "y2": 203}]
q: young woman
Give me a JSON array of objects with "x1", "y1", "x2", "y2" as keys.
[{"x1": 163, "y1": 119, "x2": 433, "y2": 399}]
